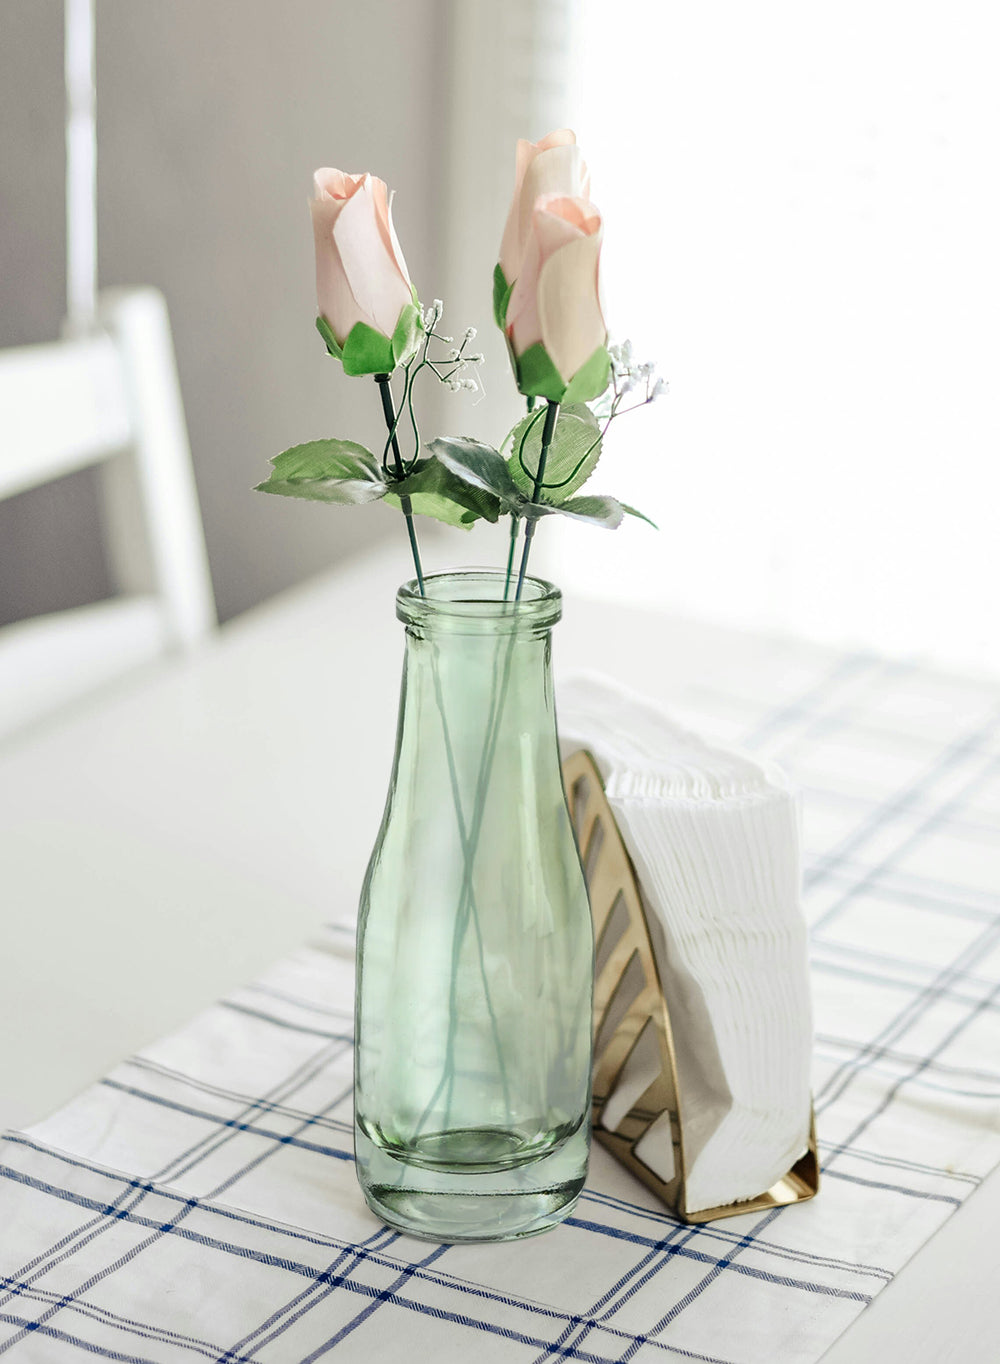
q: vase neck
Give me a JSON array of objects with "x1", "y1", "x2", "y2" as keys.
[
  {"x1": 388, "y1": 571, "x2": 563, "y2": 810},
  {"x1": 396, "y1": 569, "x2": 561, "y2": 640}
]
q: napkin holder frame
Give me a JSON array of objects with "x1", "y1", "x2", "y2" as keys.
[{"x1": 563, "y1": 749, "x2": 819, "y2": 1224}]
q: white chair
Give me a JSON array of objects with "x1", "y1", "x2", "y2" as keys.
[{"x1": 0, "y1": 286, "x2": 216, "y2": 739}]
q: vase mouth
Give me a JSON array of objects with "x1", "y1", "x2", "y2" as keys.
[{"x1": 397, "y1": 569, "x2": 562, "y2": 634}]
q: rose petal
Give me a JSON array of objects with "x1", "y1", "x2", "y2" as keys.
[
  {"x1": 507, "y1": 221, "x2": 544, "y2": 357},
  {"x1": 333, "y1": 178, "x2": 412, "y2": 339},
  {"x1": 499, "y1": 130, "x2": 584, "y2": 283},
  {"x1": 537, "y1": 228, "x2": 606, "y2": 382},
  {"x1": 313, "y1": 168, "x2": 366, "y2": 202},
  {"x1": 514, "y1": 146, "x2": 587, "y2": 269},
  {"x1": 311, "y1": 202, "x2": 362, "y2": 344},
  {"x1": 369, "y1": 176, "x2": 413, "y2": 288}
]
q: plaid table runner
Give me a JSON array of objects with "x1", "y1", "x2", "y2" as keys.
[{"x1": 1, "y1": 647, "x2": 999, "y2": 1362}]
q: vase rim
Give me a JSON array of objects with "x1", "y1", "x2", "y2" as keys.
[{"x1": 397, "y1": 568, "x2": 561, "y2": 634}]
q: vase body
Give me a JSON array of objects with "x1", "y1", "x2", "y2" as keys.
[{"x1": 354, "y1": 570, "x2": 593, "y2": 1242}]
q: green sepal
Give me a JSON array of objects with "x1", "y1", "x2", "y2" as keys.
[
  {"x1": 255, "y1": 439, "x2": 386, "y2": 504},
  {"x1": 391, "y1": 302, "x2": 422, "y2": 367},
  {"x1": 622, "y1": 502, "x2": 658, "y2": 528},
  {"x1": 315, "y1": 315, "x2": 343, "y2": 360},
  {"x1": 563, "y1": 346, "x2": 613, "y2": 404},
  {"x1": 493, "y1": 263, "x2": 515, "y2": 330},
  {"x1": 341, "y1": 321, "x2": 396, "y2": 376},
  {"x1": 506, "y1": 404, "x2": 602, "y2": 503},
  {"x1": 514, "y1": 342, "x2": 567, "y2": 402},
  {"x1": 386, "y1": 456, "x2": 500, "y2": 529}
]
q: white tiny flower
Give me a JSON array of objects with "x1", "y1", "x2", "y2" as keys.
[
  {"x1": 619, "y1": 374, "x2": 638, "y2": 396},
  {"x1": 448, "y1": 380, "x2": 462, "y2": 392},
  {"x1": 464, "y1": 326, "x2": 477, "y2": 341},
  {"x1": 650, "y1": 377, "x2": 668, "y2": 401}
]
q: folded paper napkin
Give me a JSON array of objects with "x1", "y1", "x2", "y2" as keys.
[{"x1": 558, "y1": 672, "x2": 813, "y2": 1212}]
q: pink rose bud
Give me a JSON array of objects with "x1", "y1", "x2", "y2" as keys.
[
  {"x1": 506, "y1": 194, "x2": 607, "y2": 390},
  {"x1": 310, "y1": 169, "x2": 414, "y2": 348},
  {"x1": 498, "y1": 130, "x2": 590, "y2": 286}
]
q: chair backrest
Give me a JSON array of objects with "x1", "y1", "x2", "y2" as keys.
[{"x1": 0, "y1": 286, "x2": 215, "y2": 738}]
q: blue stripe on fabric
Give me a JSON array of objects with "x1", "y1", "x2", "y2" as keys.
[
  {"x1": 98, "y1": 1080, "x2": 354, "y2": 1161},
  {"x1": 218, "y1": 1001, "x2": 352, "y2": 1042},
  {"x1": 815, "y1": 917, "x2": 1000, "y2": 1117},
  {"x1": 805, "y1": 714, "x2": 1000, "y2": 901},
  {"x1": 818, "y1": 1144, "x2": 979, "y2": 1187},
  {"x1": 124, "y1": 1057, "x2": 353, "y2": 1136},
  {"x1": 530, "y1": 1221, "x2": 694, "y2": 1364},
  {"x1": 562, "y1": 1219, "x2": 870, "y2": 1303},
  {"x1": 0, "y1": 1047, "x2": 349, "y2": 1337},
  {"x1": 0, "y1": 1313, "x2": 160, "y2": 1364},
  {"x1": 0, "y1": 1170, "x2": 721, "y2": 1364},
  {"x1": 810, "y1": 946, "x2": 1000, "y2": 1016},
  {"x1": 739, "y1": 654, "x2": 875, "y2": 750},
  {"x1": 0, "y1": 1154, "x2": 847, "y2": 1361},
  {"x1": 817, "y1": 1167, "x2": 961, "y2": 1205},
  {"x1": 823, "y1": 977, "x2": 1000, "y2": 1172},
  {"x1": 0, "y1": 1278, "x2": 234, "y2": 1363},
  {"x1": 810, "y1": 865, "x2": 1000, "y2": 924},
  {"x1": 215, "y1": 1227, "x2": 398, "y2": 1362},
  {"x1": 539, "y1": 1224, "x2": 704, "y2": 1364},
  {"x1": 642, "y1": 1208, "x2": 784, "y2": 1342},
  {"x1": 243, "y1": 983, "x2": 352, "y2": 1020},
  {"x1": 302, "y1": 1244, "x2": 450, "y2": 1361},
  {"x1": 579, "y1": 1188, "x2": 893, "y2": 1282}
]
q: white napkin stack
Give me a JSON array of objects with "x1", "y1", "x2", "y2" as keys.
[{"x1": 558, "y1": 673, "x2": 813, "y2": 1213}]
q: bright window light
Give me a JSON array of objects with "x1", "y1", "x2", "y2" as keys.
[{"x1": 536, "y1": 1, "x2": 1000, "y2": 675}]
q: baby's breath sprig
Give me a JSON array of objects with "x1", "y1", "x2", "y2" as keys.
[
  {"x1": 379, "y1": 302, "x2": 486, "y2": 477},
  {"x1": 600, "y1": 339, "x2": 668, "y2": 415},
  {"x1": 510, "y1": 339, "x2": 667, "y2": 504}
]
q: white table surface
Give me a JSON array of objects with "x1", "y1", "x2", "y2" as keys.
[{"x1": 0, "y1": 539, "x2": 996, "y2": 1363}]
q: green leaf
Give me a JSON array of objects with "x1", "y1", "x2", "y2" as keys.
[
  {"x1": 429, "y1": 436, "x2": 526, "y2": 511},
  {"x1": 548, "y1": 494, "x2": 625, "y2": 529},
  {"x1": 315, "y1": 315, "x2": 343, "y2": 360},
  {"x1": 341, "y1": 321, "x2": 396, "y2": 376},
  {"x1": 255, "y1": 439, "x2": 386, "y2": 504},
  {"x1": 386, "y1": 457, "x2": 499, "y2": 529},
  {"x1": 493, "y1": 263, "x2": 514, "y2": 330},
  {"x1": 506, "y1": 404, "x2": 602, "y2": 503},
  {"x1": 391, "y1": 302, "x2": 422, "y2": 366},
  {"x1": 622, "y1": 502, "x2": 658, "y2": 529},
  {"x1": 563, "y1": 346, "x2": 612, "y2": 404},
  {"x1": 514, "y1": 342, "x2": 567, "y2": 402}
]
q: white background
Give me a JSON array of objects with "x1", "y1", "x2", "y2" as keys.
[{"x1": 535, "y1": 1, "x2": 1000, "y2": 675}]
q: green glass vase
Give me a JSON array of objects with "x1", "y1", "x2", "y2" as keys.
[{"x1": 354, "y1": 569, "x2": 594, "y2": 1242}]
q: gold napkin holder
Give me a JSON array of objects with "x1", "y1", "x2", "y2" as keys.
[{"x1": 563, "y1": 749, "x2": 819, "y2": 1224}]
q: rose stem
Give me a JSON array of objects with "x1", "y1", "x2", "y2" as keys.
[
  {"x1": 513, "y1": 398, "x2": 560, "y2": 601},
  {"x1": 503, "y1": 395, "x2": 539, "y2": 600},
  {"x1": 502, "y1": 517, "x2": 519, "y2": 600},
  {"x1": 376, "y1": 373, "x2": 425, "y2": 595}
]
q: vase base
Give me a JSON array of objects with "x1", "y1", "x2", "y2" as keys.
[
  {"x1": 356, "y1": 1124, "x2": 588, "y2": 1243},
  {"x1": 362, "y1": 1183, "x2": 583, "y2": 1243}
]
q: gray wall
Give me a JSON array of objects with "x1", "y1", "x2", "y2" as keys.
[{"x1": 0, "y1": 0, "x2": 448, "y2": 624}]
